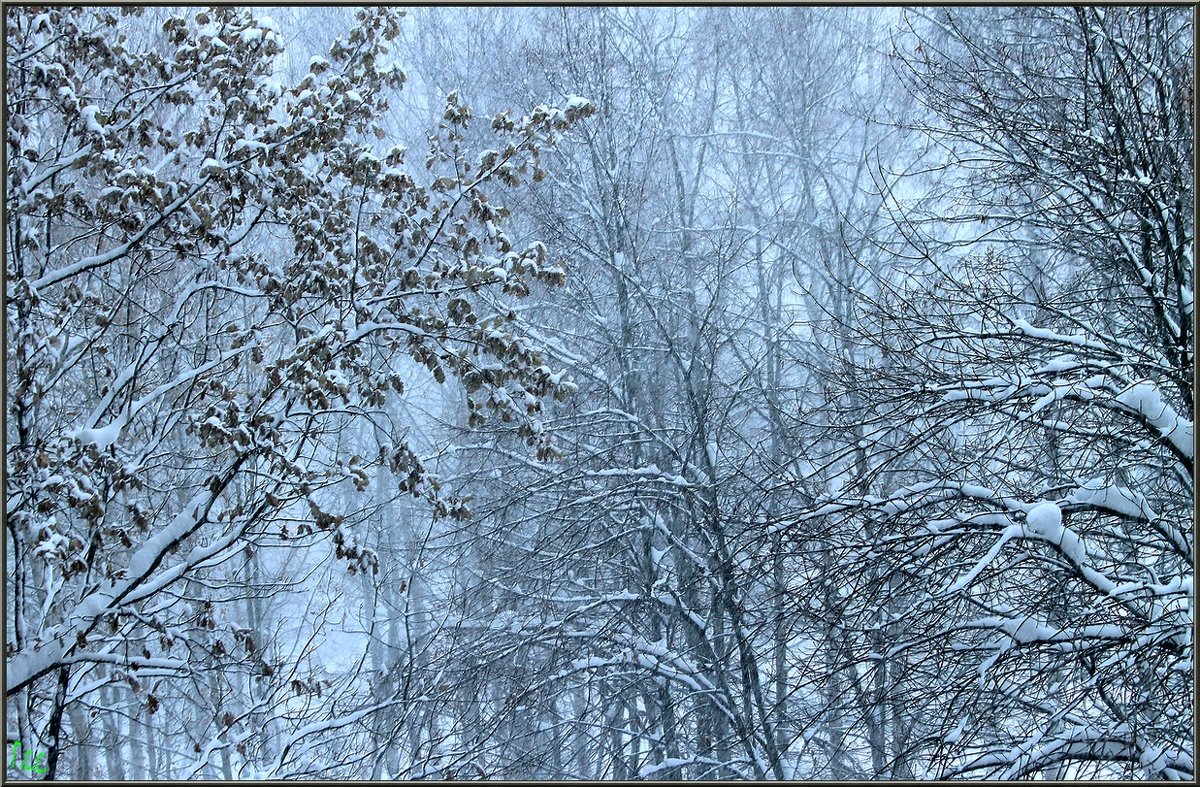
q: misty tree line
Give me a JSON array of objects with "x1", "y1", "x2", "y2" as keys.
[{"x1": 5, "y1": 5, "x2": 1192, "y2": 780}]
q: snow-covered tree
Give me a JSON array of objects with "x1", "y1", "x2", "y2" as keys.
[
  {"x1": 809, "y1": 6, "x2": 1192, "y2": 779},
  {"x1": 5, "y1": 6, "x2": 590, "y2": 776}
]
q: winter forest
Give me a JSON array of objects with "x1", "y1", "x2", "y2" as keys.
[{"x1": 4, "y1": 4, "x2": 1194, "y2": 780}]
